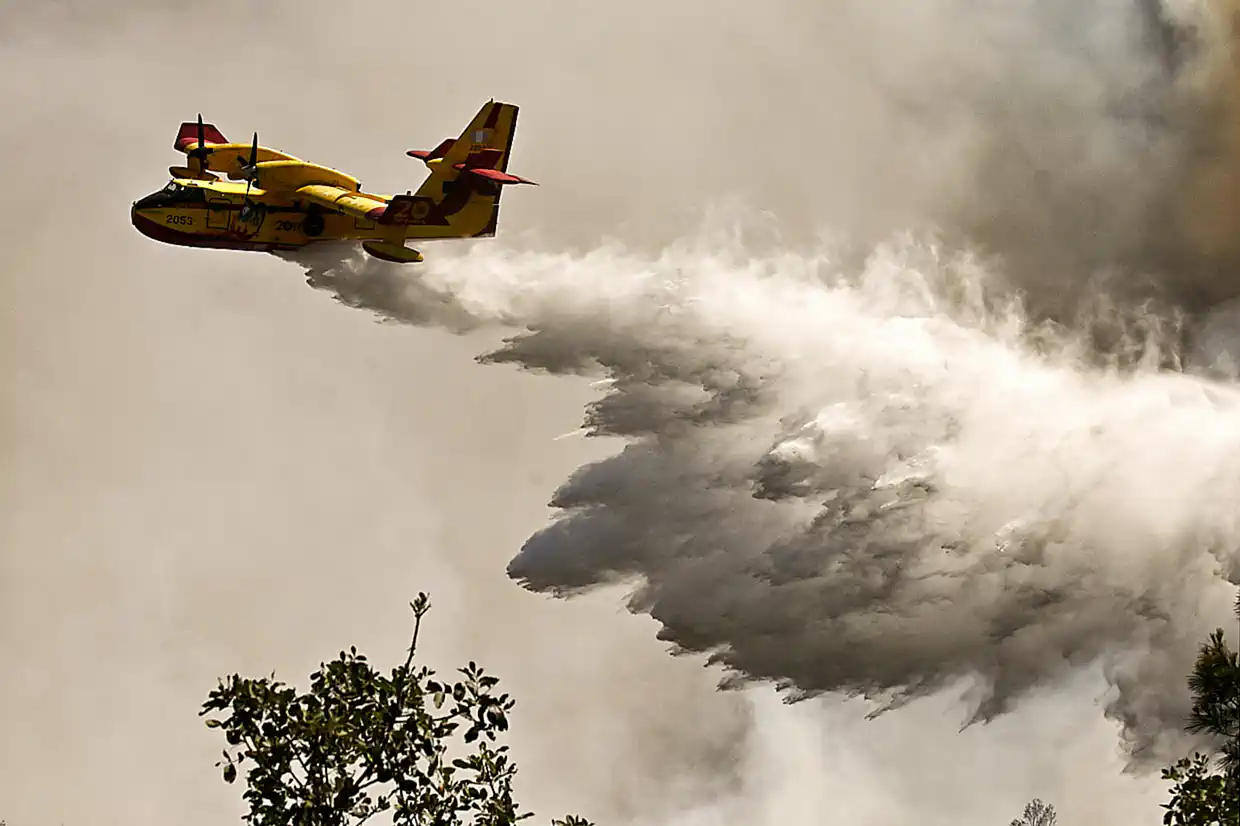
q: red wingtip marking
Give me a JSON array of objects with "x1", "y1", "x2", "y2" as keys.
[
  {"x1": 461, "y1": 167, "x2": 537, "y2": 186},
  {"x1": 429, "y1": 138, "x2": 454, "y2": 159},
  {"x1": 175, "y1": 121, "x2": 227, "y2": 151},
  {"x1": 408, "y1": 139, "x2": 456, "y2": 163}
]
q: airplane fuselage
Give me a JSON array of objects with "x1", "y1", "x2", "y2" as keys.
[
  {"x1": 134, "y1": 101, "x2": 529, "y2": 263},
  {"x1": 130, "y1": 177, "x2": 400, "y2": 254}
]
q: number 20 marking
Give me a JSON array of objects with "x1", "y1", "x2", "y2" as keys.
[{"x1": 388, "y1": 200, "x2": 413, "y2": 223}]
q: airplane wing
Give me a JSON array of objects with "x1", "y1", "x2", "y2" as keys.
[
  {"x1": 169, "y1": 117, "x2": 392, "y2": 219},
  {"x1": 294, "y1": 184, "x2": 463, "y2": 228},
  {"x1": 172, "y1": 116, "x2": 301, "y2": 179},
  {"x1": 295, "y1": 184, "x2": 390, "y2": 223}
]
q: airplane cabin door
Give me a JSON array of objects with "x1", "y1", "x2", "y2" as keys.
[{"x1": 207, "y1": 199, "x2": 231, "y2": 230}]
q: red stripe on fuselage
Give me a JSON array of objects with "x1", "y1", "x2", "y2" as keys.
[{"x1": 131, "y1": 211, "x2": 302, "y2": 252}]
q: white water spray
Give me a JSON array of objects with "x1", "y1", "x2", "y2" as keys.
[{"x1": 284, "y1": 222, "x2": 1240, "y2": 771}]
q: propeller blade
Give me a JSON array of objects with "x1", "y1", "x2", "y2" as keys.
[
  {"x1": 231, "y1": 132, "x2": 262, "y2": 183},
  {"x1": 196, "y1": 114, "x2": 206, "y2": 169},
  {"x1": 189, "y1": 113, "x2": 209, "y2": 167}
]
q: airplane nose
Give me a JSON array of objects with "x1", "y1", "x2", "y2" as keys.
[{"x1": 131, "y1": 206, "x2": 160, "y2": 240}]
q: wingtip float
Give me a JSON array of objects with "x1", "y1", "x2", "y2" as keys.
[{"x1": 131, "y1": 101, "x2": 536, "y2": 264}]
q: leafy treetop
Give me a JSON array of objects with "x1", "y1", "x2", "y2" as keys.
[
  {"x1": 200, "y1": 593, "x2": 593, "y2": 826},
  {"x1": 1160, "y1": 592, "x2": 1240, "y2": 826},
  {"x1": 1009, "y1": 798, "x2": 1057, "y2": 826}
]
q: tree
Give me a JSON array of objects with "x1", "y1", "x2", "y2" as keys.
[
  {"x1": 200, "y1": 593, "x2": 594, "y2": 826},
  {"x1": 1009, "y1": 798, "x2": 1057, "y2": 826},
  {"x1": 1162, "y1": 753, "x2": 1237, "y2": 826},
  {"x1": 1160, "y1": 591, "x2": 1240, "y2": 826}
]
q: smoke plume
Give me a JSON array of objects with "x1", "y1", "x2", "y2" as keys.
[
  {"x1": 286, "y1": 213, "x2": 1240, "y2": 770},
  {"x1": 9, "y1": 1, "x2": 1240, "y2": 825},
  {"x1": 270, "y1": 0, "x2": 1240, "y2": 778}
]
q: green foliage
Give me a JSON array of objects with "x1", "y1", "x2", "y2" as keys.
[
  {"x1": 1009, "y1": 798, "x2": 1057, "y2": 826},
  {"x1": 1161, "y1": 754, "x2": 1238, "y2": 826},
  {"x1": 1185, "y1": 634, "x2": 1239, "y2": 778},
  {"x1": 201, "y1": 593, "x2": 593, "y2": 826},
  {"x1": 1160, "y1": 593, "x2": 1240, "y2": 826}
]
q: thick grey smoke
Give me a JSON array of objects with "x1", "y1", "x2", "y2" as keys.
[
  {"x1": 306, "y1": 0, "x2": 1240, "y2": 342},
  {"x1": 272, "y1": 0, "x2": 1240, "y2": 775},
  {"x1": 7, "y1": 1, "x2": 1240, "y2": 825}
]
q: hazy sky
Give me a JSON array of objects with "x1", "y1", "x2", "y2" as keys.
[{"x1": 2, "y1": 3, "x2": 1232, "y2": 825}]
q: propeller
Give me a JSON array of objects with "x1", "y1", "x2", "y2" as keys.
[
  {"x1": 235, "y1": 132, "x2": 261, "y2": 214},
  {"x1": 236, "y1": 132, "x2": 260, "y2": 184},
  {"x1": 186, "y1": 114, "x2": 210, "y2": 173}
]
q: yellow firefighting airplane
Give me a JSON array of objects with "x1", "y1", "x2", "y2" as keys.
[{"x1": 131, "y1": 100, "x2": 535, "y2": 264}]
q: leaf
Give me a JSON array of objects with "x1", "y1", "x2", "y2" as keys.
[
  {"x1": 204, "y1": 718, "x2": 222, "y2": 728},
  {"x1": 202, "y1": 592, "x2": 546, "y2": 826}
]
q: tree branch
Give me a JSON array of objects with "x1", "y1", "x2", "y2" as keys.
[{"x1": 242, "y1": 731, "x2": 311, "y2": 795}]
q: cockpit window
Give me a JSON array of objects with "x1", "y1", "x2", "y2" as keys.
[
  {"x1": 135, "y1": 181, "x2": 207, "y2": 209},
  {"x1": 174, "y1": 184, "x2": 206, "y2": 203},
  {"x1": 164, "y1": 182, "x2": 205, "y2": 202}
]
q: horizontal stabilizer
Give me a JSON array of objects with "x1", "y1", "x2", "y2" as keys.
[
  {"x1": 458, "y1": 166, "x2": 537, "y2": 186},
  {"x1": 406, "y1": 138, "x2": 455, "y2": 162},
  {"x1": 406, "y1": 102, "x2": 533, "y2": 187},
  {"x1": 362, "y1": 241, "x2": 424, "y2": 264}
]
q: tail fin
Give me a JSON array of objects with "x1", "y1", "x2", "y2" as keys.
[
  {"x1": 367, "y1": 100, "x2": 534, "y2": 264},
  {"x1": 397, "y1": 100, "x2": 534, "y2": 238},
  {"x1": 407, "y1": 100, "x2": 535, "y2": 185}
]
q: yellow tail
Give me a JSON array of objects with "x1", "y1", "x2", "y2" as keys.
[{"x1": 381, "y1": 100, "x2": 535, "y2": 240}]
